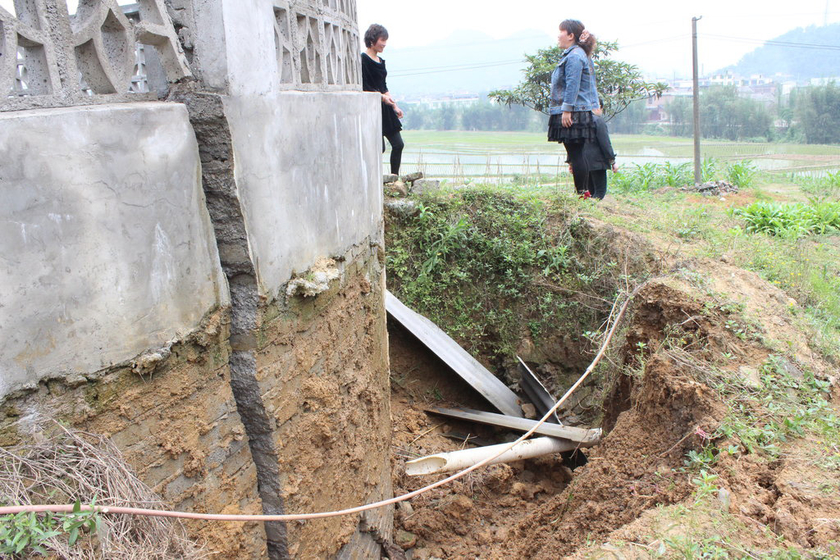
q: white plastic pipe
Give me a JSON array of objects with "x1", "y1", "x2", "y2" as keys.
[{"x1": 405, "y1": 437, "x2": 578, "y2": 476}]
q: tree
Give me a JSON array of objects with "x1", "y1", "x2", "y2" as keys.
[
  {"x1": 666, "y1": 96, "x2": 692, "y2": 137},
  {"x1": 436, "y1": 104, "x2": 457, "y2": 130},
  {"x1": 488, "y1": 41, "x2": 667, "y2": 120},
  {"x1": 795, "y1": 82, "x2": 840, "y2": 144},
  {"x1": 609, "y1": 98, "x2": 647, "y2": 134},
  {"x1": 700, "y1": 86, "x2": 772, "y2": 141}
]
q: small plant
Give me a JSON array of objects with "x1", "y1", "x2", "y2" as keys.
[
  {"x1": 732, "y1": 201, "x2": 840, "y2": 238},
  {"x1": 800, "y1": 171, "x2": 840, "y2": 202},
  {"x1": 701, "y1": 157, "x2": 719, "y2": 183},
  {"x1": 630, "y1": 162, "x2": 661, "y2": 191},
  {"x1": 0, "y1": 501, "x2": 101, "y2": 556},
  {"x1": 661, "y1": 161, "x2": 692, "y2": 187},
  {"x1": 725, "y1": 160, "x2": 758, "y2": 188},
  {"x1": 685, "y1": 445, "x2": 717, "y2": 471},
  {"x1": 691, "y1": 469, "x2": 720, "y2": 502}
]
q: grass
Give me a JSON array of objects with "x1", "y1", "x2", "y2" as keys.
[
  {"x1": 733, "y1": 201, "x2": 840, "y2": 237},
  {"x1": 391, "y1": 134, "x2": 840, "y2": 366},
  {"x1": 385, "y1": 187, "x2": 628, "y2": 366}
]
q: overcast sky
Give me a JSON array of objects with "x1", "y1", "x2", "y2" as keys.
[
  {"x1": 2, "y1": 0, "x2": 837, "y2": 78},
  {"x1": 357, "y1": 0, "x2": 840, "y2": 77}
]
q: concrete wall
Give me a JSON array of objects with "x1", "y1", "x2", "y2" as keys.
[
  {"x1": 0, "y1": 102, "x2": 227, "y2": 398},
  {"x1": 224, "y1": 91, "x2": 382, "y2": 295},
  {"x1": 2, "y1": 1, "x2": 392, "y2": 557}
]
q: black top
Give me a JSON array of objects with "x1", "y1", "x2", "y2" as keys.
[
  {"x1": 361, "y1": 52, "x2": 388, "y2": 93},
  {"x1": 361, "y1": 52, "x2": 402, "y2": 136}
]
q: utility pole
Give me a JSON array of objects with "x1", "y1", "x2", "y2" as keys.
[{"x1": 692, "y1": 16, "x2": 703, "y2": 186}]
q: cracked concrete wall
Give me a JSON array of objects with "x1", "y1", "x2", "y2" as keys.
[
  {"x1": 1, "y1": 0, "x2": 392, "y2": 557},
  {"x1": 174, "y1": 1, "x2": 392, "y2": 557},
  {"x1": 0, "y1": 102, "x2": 228, "y2": 399}
]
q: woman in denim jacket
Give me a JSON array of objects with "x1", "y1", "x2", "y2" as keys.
[{"x1": 548, "y1": 19, "x2": 600, "y2": 194}]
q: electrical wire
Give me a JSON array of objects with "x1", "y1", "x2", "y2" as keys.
[
  {"x1": 0, "y1": 285, "x2": 643, "y2": 523},
  {"x1": 389, "y1": 59, "x2": 525, "y2": 77},
  {"x1": 705, "y1": 33, "x2": 840, "y2": 51}
]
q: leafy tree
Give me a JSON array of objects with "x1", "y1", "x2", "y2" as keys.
[
  {"x1": 666, "y1": 96, "x2": 692, "y2": 137},
  {"x1": 436, "y1": 104, "x2": 457, "y2": 130},
  {"x1": 609, "y1": 98, "x2": 647, "y2": 134},
  {"x1": 488, "y1": 41, "x2": 667, "y2": 120},
  {"x1": 701, "y1": 86, "x2": 772, "y2": 141},
  {"x1": 795, "y1": 82, "x2": 840, "y2": 144},
  {"x1": 403, "y1": 103, "x2": 430, "y2": 129}
]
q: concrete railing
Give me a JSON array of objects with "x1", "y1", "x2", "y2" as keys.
[{"x1": 0, "y1": 0, "x2": 190, "y2": 110}]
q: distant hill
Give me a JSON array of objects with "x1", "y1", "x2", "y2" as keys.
[
  {"x1": 723, "y1": 24, "x2": 840, "y2": 80},
  {"x1": 382, "y1": 29, "x2": 554, "y2": 98}
]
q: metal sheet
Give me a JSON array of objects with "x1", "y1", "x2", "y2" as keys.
[
  {"x1": 517, "y1": 356, "x2": 562, "y2": 425},
  {"x1": 386, "y1": 291, "x2": 523, "y2": 417},
  {"x1": 428, "y1": 407, "x2": 601, "y2": 445}
]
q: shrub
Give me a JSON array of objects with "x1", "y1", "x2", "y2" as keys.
[{"x1": 733, "y1": 201, "x2": 840, "y2": 237}]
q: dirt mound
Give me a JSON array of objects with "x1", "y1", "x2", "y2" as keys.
[{"x1": 509, "y1": 283, "x2": 728, "y2": 559}]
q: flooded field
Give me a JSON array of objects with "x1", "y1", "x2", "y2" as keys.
[{"x1": 389, "y1": 131, "x2": 840, "y2": 181}]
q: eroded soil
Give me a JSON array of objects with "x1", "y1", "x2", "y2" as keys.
[{"x1": 387, "y1": 260, "x2": 840, "y2": 559}]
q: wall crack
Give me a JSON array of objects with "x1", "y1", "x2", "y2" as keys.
[{"x1": 171, "y1": 87, "x2": 290, "y2": 560}]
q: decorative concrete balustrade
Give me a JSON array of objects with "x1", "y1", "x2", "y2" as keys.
[
  {"x1": 0, "y1": 0, "x2": 190, "y2": 109},
  {"x1": 1, "y1": 0, "x2": 362, "y2": 109},
  {"x1": 273, "y1": 0, "x2": 361, "y2": 90}
]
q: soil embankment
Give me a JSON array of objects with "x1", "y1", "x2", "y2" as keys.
[{"x1": 386, "y1": 209, "x2": 840, "y2": 559}]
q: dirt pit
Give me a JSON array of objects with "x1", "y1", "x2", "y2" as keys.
[{"x1": 387, "y1": 271, "x2": 840, "y2": 559}]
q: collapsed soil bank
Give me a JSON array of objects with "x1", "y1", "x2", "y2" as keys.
[{"x1": 384, "y1": 194, "x2": 839, "y2": 559}]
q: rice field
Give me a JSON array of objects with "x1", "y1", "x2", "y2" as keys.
[{"x1": 388, "y1": 131, "x2": 840, "y2": 181}]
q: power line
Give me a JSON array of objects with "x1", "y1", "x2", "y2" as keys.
[
  {"x1": 619, "y1": 35, "x2": 690, "y2": 49},
  {"x1": 389, "y1": 59, "x2": 525, "y2": 77},
  {"x1": 705, "y1": 33, "x2": 840, "y2": 51},
  {"x1": 388, "y1": 34, "x2": 555, "y2": 53}
]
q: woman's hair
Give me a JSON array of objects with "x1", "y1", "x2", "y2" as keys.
[
  {"x1": 364, "y1": 24, "x2": 389, "y2": 48},
  {"x1": 560, "y1": 19, "x2": 596, "y2": 57}
]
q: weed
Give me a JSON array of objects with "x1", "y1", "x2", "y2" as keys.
[
  {"x1": 716, "y1": 355, "x2": 833, "y2": 457},
  {"x1": 0, "y1": 501, "x2": 100, "y2": 556},
  {"x1": 799, "y1": 171, "x2": 840, "y2": 202},
  {"x1": 662, "y1": 161, "x2": 692, "y2": 187},
  {"x1": 685, "y1": 446, "x2": 718, "y2": 471},
  {"x1": 701, "y1": 157, "x2": 719, "y2": 183},
  {"x1": 386, "y1": 187, "x2": 624, "y2": 361},
  {"x1": 732, "y1": 201, "x2": 840, "y2": 238},
  {"x1": 725, "y1": 160, "x2": 758, "y2": 188}
]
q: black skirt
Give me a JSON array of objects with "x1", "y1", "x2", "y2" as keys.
[
  {"x1": 547, "y1": 111, "x2": 596, "y2": 143},
  {"x1": 382, "y1": 102, "x2": 403, "y2": 136}
]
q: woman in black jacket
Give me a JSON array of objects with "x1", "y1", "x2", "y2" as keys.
[{"x1": 361, "y1": 24, "x2": 404, "y2": 175}]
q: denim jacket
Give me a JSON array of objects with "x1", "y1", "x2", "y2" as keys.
[{"x1": 549, "y1": 45, "x2": 599, "y2": 115}]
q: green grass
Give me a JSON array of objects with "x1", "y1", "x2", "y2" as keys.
[
  {"x1": 733, "y1": 201, "x2": 840, "y2": 237},
  {"x1": 385, "y1": 186, "x2": 631, "y2": 367}
]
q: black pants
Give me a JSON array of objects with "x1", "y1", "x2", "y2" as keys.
[
  {"x1": 383, "y1": 131, "x2": 404, "y2": 175},
  {"x1": 587, "y1": 170, "x2": 607, "y2": 200},
  {"x1": 564, "y1": 142, "x2": 589, "y2": 194}
]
